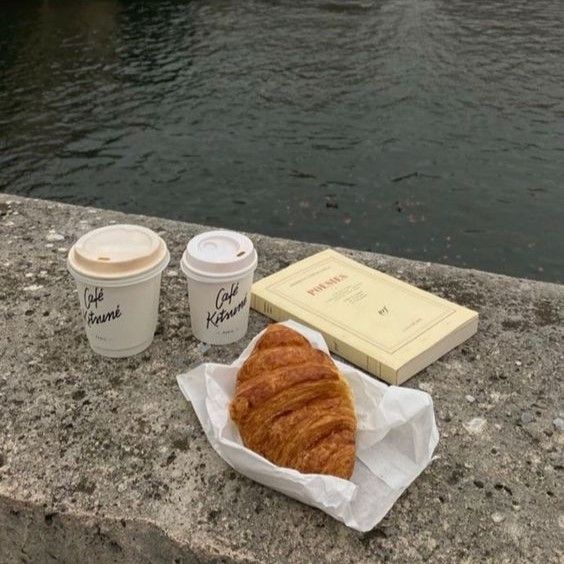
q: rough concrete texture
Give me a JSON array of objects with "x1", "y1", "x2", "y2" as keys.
[{"x1": 0, "y1": 194, "x2": 562, "y2": 563}]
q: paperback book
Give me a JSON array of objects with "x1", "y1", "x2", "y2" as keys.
[{"x1": 251, "y1": 249, "x2": 478, "y2": 385}]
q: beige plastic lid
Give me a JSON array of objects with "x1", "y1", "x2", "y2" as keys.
[
  {"x1": 181, "y1": 230, "x2": 257, "y2": 282},
  {"x1": 68, "y1": 224, "x2": 169, "y2": 285}
]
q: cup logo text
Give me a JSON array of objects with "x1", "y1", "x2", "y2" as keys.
[
  {"x1": 83, "y1": 286, "x2": 122, "y2": 327},
  {"x1": 207, "y1": 283, "x2": 247, "y2": 329}
]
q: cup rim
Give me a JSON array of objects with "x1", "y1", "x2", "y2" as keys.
[
  {"x1": 180, "y1": 249, "x2": 257, "y2": 283},
  {"x1": 68, "y1": 249, "x2": 170, "y2": 287}
]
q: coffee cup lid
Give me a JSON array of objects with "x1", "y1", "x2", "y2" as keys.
[
  {"x1": 181, "y1": 230, "x2": 257, "y2": 280},
  {"x1": 68, "y1": 224, "x2": 169, "y2": 282}
]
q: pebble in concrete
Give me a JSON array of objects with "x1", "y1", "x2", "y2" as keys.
[
  {"x1": 464, "y1": 417, "x2": 487, "y2": 435},
  {"x1": 22, "y1": 284, "x2": 44, "y2": 292},
  {"x1": 520, "y1": 412, "x2": 535, "y2": 425},
  {"x1": 46, "y1": 232, "x2": 65, "y2": 242}
]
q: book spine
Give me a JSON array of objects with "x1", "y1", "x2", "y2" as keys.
[
  {"x1": 251, "y1": 293, "x2": 386, "y2": 381},
  {"x1": 251, "y1": 294, "x2": 289, "y2": 323}
]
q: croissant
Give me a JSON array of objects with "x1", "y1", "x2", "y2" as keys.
[{"x1": 229, "y1": 323, "x2": 357, "y2": 479}]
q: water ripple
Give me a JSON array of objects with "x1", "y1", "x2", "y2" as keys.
[{"x1": 0, "y1": 0, "x2": 563, "y2": 281}]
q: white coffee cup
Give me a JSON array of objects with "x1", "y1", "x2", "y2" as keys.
[
  {"x1": 180, "y1": 230, "x2": 257, "y2": 345},
  {"x1": 67, "y1": 224, "x2": 170, "y2": 357}
]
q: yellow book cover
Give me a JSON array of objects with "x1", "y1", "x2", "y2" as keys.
[{"x1": 251, "y1": 249, "x2": 478, "y2": 385}]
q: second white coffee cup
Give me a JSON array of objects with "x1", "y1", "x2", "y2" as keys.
[{"x1": 180, "y1": 230, "x2": 257, "y2": 345}]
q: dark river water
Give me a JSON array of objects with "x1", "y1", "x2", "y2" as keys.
[{"x1": 1, "y1": 0, "x2": 563, "y2": 282}]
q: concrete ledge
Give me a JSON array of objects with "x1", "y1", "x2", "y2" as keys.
[{"x1": 0, "y1": 194, "x2": 562, "y2": 563}]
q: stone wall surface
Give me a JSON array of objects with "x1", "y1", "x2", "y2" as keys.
[{"x1": 0, "y1": 194, "x2": 562, "y2": 563}]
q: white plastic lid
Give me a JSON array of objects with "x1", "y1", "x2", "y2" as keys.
[
  {"x1": 181, "y1": 230, "x2": 257, "y2": 281},
  {"x1": 68, "y1": 224, "x2": 169, "y2": 283}
]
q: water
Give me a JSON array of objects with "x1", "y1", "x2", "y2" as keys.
[{"x1": 1, "y1": 0, "x2": 563, "y2": 282}]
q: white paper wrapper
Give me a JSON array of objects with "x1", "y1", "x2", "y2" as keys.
[{"x1": 177, "y1": 320, "x2": 439, "y2": 532}]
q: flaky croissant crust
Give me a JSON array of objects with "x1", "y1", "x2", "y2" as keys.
[{"x1": 230, "y1": 323, "x2": 357, "y2": 479}]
